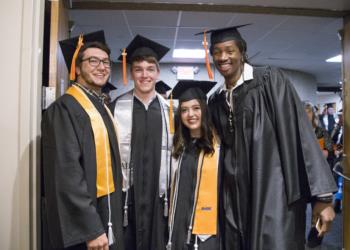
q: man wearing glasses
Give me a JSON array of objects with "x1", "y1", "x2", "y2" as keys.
[{"x1": 42, "y1": 31, "x2": 124, "y2": 250}]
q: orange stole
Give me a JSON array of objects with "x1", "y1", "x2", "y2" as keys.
[
  {"x1": 318, "y1": 138, "x2": 325, "y2": 150},
  {"x1": 66, "y1": 85, "x2": 115, "y2": 198},
  {"x1": 192, "y1": 142, "x2": 219, "y2": 235}
]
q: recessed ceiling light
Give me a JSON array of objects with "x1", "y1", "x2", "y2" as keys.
[
  {"x1": 326, "y1": 54, "x2": 342, "y2": 63},
  {"x1": 173, "y1": 49, "x2": 205, "y2": 59}
]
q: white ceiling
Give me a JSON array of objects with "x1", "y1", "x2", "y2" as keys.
[{"x1": 68, "y1": 0, "x2": 350, "y2": 86}]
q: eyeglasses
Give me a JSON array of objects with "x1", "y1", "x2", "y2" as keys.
[{"x1": 82, "y1": 57, "x2": 111, "y2": 68}]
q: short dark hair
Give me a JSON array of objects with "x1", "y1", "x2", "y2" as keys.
[
  {"x1": 130, "y1": 55, "x2": 160, "y2": 71},
  {"x1": 172, "y1": 98, "x2": 215, "y2": 159},
  {"x1": 76, "y1": 41, "x2": 111, "y2": 68}
]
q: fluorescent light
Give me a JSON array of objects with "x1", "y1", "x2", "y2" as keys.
[
  {"x1": 173, "y1": 49, "x2": 205, "y2": 59},
  {"x1": 326, "y1": 54, "x2": 342, "y2": 63}
]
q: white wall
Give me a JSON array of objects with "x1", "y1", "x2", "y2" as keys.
[
  {"x1": 281, "y1": 68, "x2": 318, "y2": 103},
  {"x1": 317, "y1": 93, "x2": 343, "y2": 112},
  {"x1": 0, "y1": 0, "x2": 43, "y2": 249},
  {"x1": 282, "y1": 68, "x2": 342, "y2": 111}
]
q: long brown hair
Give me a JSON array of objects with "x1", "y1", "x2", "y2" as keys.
[
  {"x1": 304, "y1": 102, "x2": 318, "y2": 128},
  {"x1": 173, "y1": 98, "x2": 215, "y2": 159}
]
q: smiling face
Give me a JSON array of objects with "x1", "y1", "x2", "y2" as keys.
[
  {"x1": 76, "y1": 47, "x2": 111, "y2": 91},
  {"x1": 180, "y1": 99, "x2": 202, "y2": 138},
  {"x1": 131, "y1": 60, "x2": 159, "y2": 96},
  {"x1": 212, "y1": 40, "x2": 244, "y2": 85}
]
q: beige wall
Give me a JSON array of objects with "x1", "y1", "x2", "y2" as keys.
[{"x1": 0, "y1": 0, "x2": 44, "y2": 249}]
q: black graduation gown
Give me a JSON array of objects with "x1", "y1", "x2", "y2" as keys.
[
  {"x1": 42, "y1": 90, "x2": 124, "y2": 250},
  {"x1": 112, "y1": 97, "x2": 167, "y2": 250},
  {"x1": 208, "y1": 66, "x2": 337, "y2": 250},
  {"x1": 170, "y1": 141, "x2": 221, "y2": 250}
]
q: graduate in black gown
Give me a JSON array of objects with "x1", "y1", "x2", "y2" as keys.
[
  {"x1": 167, "y1": 80, "x2": 222, "y2": 250},
  {"x1": 42, "y1": 31, "x2": 124, "y2": 250},
  {"x1": 195, "y1": 25, "x2": 337, "y2": 249},
  {"x1": 109, "y1": 35, "x2": 173, "y2": 250}
]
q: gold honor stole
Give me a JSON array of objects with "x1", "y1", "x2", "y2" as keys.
[
  {"x1": 66, "y1": 85, "x2": 115, "y2": 198},
  {"x1": 192, "y1": 141, "x2": 219, "y2": 235}
]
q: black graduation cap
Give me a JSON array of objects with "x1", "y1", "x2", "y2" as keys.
[
  {"x1": 155, "y1": 80, "x2": 172, "y2": 95},
  {"x1": 101, "y1": 81, "x2": 117, "y2": 94},
  {"x1": 326, "y1": 103, "x2": 334, "y2": 108},
  {"x1": 195, "y1": 24, "x2": 250, "y2": 45},
  {"x1": 59, "y1": 30, "x2": 106, "y2": 70},
  {"x1": 171, "y1": 80, "x2": 217, "y2": 102},
  {"x1": 118, "y1": 34, "x2": 169, "y2": 64}
]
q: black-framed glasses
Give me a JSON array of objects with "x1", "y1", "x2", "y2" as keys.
[{"x1": 82, "y1": 57, "x2": 111, "y2": 68}]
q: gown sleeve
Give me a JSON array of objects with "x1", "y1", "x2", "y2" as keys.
[
  {"x1": 262, "y1": 67, "x2": 337, "y2": 204},
  {"x1": 42, "y1": 99, "x2": 105, "y2": 248}
]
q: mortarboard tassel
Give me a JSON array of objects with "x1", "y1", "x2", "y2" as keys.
[
  {"x1": 70, "y1": 34, "x2": 84, "y2": 81},
  {"x1": 164, "y1": 196, "x2": 168, "y2": 217},
  {"x1": 194, "y1": 235, "x2": 198, "y2": 250},
  {"x1": 202, "y1": 31, "x2": 213, "y2": 80},
  {"x1": 108, "y1": 222, "x2": 116, "y2": 246},
  {"x1": 186, "y1": 225, "x2": 192, "y2": 244},
  {"x1": 169, "y1": 93, "x2": 174, "y2": 134},
  {"x1": 122, "y1": 48, "x2": 128, "y2": 85},
  {"x1": 123, "y1": 192, "x2": 129, "y2": 227},
  {"x1": 123, "y1": 205, "x2": 128, "y2": 227}
]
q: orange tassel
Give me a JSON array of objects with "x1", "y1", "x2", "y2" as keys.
[
  {"x1": 122, "y1": 48, "x2": 127, "y2": 85},
  {"x1": 169, "y1": 93, "x2": 174, "y2": 134},
  {"x1": 203, "y1": 31, "x2": 213, "y2": 80},
  {"x1": 70, "y1": 34, "x2": 84, "y2": 81}
]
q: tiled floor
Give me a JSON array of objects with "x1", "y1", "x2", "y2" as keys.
[{"x1": 305, "y1": 204, "x2": 343, "y2": 250}]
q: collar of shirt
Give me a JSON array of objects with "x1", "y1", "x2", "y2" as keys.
[
  {"x1": 133, "y1": 91, "x2": 157, "y2": 110},
  {"x1": 218, "y1": 63, "x2": 253, "y2": 107},
  {"x1": 219, "y1": 63, "x2": 254, "y2": 95}
]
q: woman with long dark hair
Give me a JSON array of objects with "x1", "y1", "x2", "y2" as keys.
[{"x1": 166, "y1": 80, "x2": 222, "y2": 250}]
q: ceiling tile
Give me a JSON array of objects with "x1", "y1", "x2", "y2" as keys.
[
  {"x1": 69, "y1": 10, "x2": 125, "y2": 26},
  {"x1": 124, "y1": 10, "x2": 179, "y2": 27},
  {"x1": 180, "y1": 11, "x2": 234, "y2": 27},
  {"x1": 130, "y1": 27, "x2": 176, "y2": 40}
]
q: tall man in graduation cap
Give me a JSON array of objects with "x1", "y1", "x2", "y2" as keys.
[
  {"x1": 109, "y1": 35, "x2": 173, "y2": 250},
  {"x1": 196, "y1": 25, "x2": 337, "y2": 249},
  {"x1": 42, "y1": 31, "x2": 124, "y2": 250}
]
